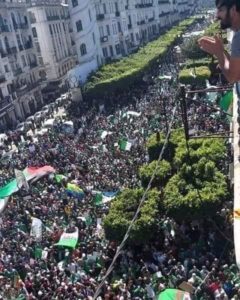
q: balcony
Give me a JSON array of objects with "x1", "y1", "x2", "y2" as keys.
[
  {"x1": 15, "y1": 81, "x2": 40, "y2": 98},
  {"x1": 0, "y1": 75, "x2": 6, "y2": 84},
  {"x1": 13, "y1": 68, "x2": 23, "y2": 76},
  {"x1": 19, "y1": 44, "x2": 24, "y2": 51},
  {"x1": 14, "y1": 23, "x2": 29, "y2": 30},
  {"x1": 46, "y1": 15, "x2": 60, "y2": 21},
  {"x1": 115, "y1": 11, "x2": 120, "y2": 17},
  {"x1": 100, "y1": 36, "x2": 108, "y2": 43},
  {"x1": 29, "y1": 61, "x2": 38, "y2": 69},
  {"x1": 6, "y1": 47, "x2": 18, "y2": 55},
  {"x1": 148, "y1": 17, "x2": 154, "y2": 22},
  {"x1": 159, "y1": 12, "x2": 170, "y2": 17},
  {"x1": 0, "y1": 99, "x2": 13, "y2": 114},
  {"x1": 96, "y1": 14, "x2": 105, "y2": 21},
  {"x1": 0, "y1": 25, "x2": 10, "y2": 32},
  {"x1": 128, "y1": 24, "x2": 132, "y2": 29},
  {"x1": 135, "y1": 3, "x2": 153, "y2": 8},
  {"x1": 24, "y1": 40, "x2": 33, "y2": 50},
  {"x1": 0, "y1": 50, "x2": 7, "y2": 58},
  {"x1": 158, "y1": 0, "x2": 170, "y2": 4}
]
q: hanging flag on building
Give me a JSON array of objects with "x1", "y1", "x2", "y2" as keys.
[{"x1": 30, "y1": 217, "x2": 42, "y2": 241}]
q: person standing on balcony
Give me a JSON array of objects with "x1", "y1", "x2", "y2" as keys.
[{"x1": 198, "y1": 0, "x2": 240, "y2": 84}]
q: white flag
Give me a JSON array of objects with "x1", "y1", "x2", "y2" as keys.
[
  {"x1": 30, "y1": 217, "x2": 42, "y2": 241},
  {"x1": 14, "y1": 169, "x2": 29, "y2": 191}
]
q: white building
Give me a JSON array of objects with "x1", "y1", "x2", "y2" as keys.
[
  {"x1": 28, "y1": 0, "x2": 77, "y2": 100},
  {"x1": 69, "y1": 0, "x2": 198, "y2": 83},
  {"x1": 0, "y1": 0, "x2": 43, "y2": 130},
  {"x1": 68, "y1": 0, "x2": 102, "y2": 84}
]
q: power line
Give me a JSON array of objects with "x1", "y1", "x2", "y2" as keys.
[{"x1": 93, "y1": 103, "x2": 178, "y2": 300}]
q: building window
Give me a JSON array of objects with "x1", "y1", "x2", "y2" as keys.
[
  {"x1": 118, "y1": 22, "x2": 122, "y2": 33},
  {"x1": 32, "y1": 27, "x2": 38, "y2": 38},
  {"x1": 72, "y1": 0, "x2": 78, "y2": 7},
  {"x1": 92, "y1": 32, "x2": 95, "y2": 45},
  {"x1": 112, "y1": 22, "x2": 117, "y2": 35},
  {"x1": 109, "y1": 45, "x2": 114, "y2": 56},
  {"x1": 88, "y1": 9, "x2": 92, "y2": 22},
  {"x1": 102, "y1": 47, "x2": 108, "y2": 58},
  {"x1": 115, "y1": 44, "x2": 121, "y2": 55},
  {"x1": 76, "y1": 20, "x2": 82, "y2": 32},
  {"x1": 80, "y1": 43, "x2": 87, "y2": 56},
  {"x1": 99, "y1": 26, "x2": 104, "y2": 38},
  {"x1": 106, "y1": 24, "x2": 110, "y2": 35},
  {"x1": 49, "y1": 24, "x2": 53, "y2": 35},
  {"x1": 103, "y1": 3, "x2": 107, "y2": 14},
  {"x1": 4, "y1": 65, "x2": 9, "y2": 73}
]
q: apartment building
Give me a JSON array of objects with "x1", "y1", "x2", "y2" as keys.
[
  {"x1": 0, "y1": 0, "x2": 43, "y2": 129},
  {"x1": 69, "y1": 0, "x2": 198, "y2": 84},
  {"x1": 68, "y1": 0, "x2": 103, "y2": 84},
  {"x1": 28, "y1": 0, "x2": 77, "y2": 100}
]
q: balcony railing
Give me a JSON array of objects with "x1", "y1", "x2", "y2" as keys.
[
  {"x1": 158, "y1": 0, "x2": 170, "y2": 4},
  {"x1": 14, "y1": 23, "x2": 29, "y2": 30},
  {"x1": 0, "y1": 50, "x2": 7, "y2": 58},
  {"x1": 0, "y1": 75, "x2": 6, "y2": 84},
  {"x1": 12, "y1": 68, "x2": 23, "y2": 76},
  {"x1": 15, "y1": 81, "x2": 40, "y2": 98},
  {"x1": 6, "y1": 46, "x2": 17, "y2": 55},
  {"x1": 0, "y1": 100, "x2": 13, "y2": 113},
  {"x1": 46, "y1": 15, "x2": 60, "y2": 21},
  {"x1": 29, "y1": 61, "x2": 38, "y2": 69},
  {"x1": 0, "y1": 25, "x2": 10, "y2": 32},
  {"x1": 24, "y1": 41, "x2": 33, "y2": 50},
  {"x1": 96, "y1": 14, "x2": 105, "y2": 21},
  {"x1": 135, "y1": 3, "x2": 153, "y2": 8},
  {"x1": 100, "y1": 36, "x2": 108, "y2": 43}
]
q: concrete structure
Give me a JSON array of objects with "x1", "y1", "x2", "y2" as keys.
[
  {"x1": 28, "y1": 0, "x2": 77, "y2": 100},
  {"x1": 0, "y1": 0, "x2": 43, "y2": 130},
  {"x1": 68, "y1": 0, "x2": 102, "y2": 84},
  {"x1": 69, "y1": 0, "x2": 198, "y2": 84}
]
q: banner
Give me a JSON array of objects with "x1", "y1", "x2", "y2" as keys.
[
  {"x1": 66, "y1": 183, "x2": 84, "y2": 199},
  {"x1": 219, "y1": 91, "x2": 233, "y2": 112},
  {"x1": 30, "y1": 217, "x2": 42, "y2": 241},
  {"x1": 56, "y1": 227, "x2": 79, "y2": 249}
]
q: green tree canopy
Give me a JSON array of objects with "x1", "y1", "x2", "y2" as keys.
[
  {"x1": 104, "y1": 188, "x2": 161, "y2": 244},
  {"x1": 139, "y1": 160, "x2": 172, "y2": 188}
]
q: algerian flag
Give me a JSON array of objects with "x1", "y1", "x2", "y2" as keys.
[
  {"x1": 119, "y1": 139, "x2": 132, "y2": 151},
  {"x1": 94, "y1": 191, "x2": 117, "y2": 205},
  {"x1": 158, "y1": 289, "x2": 191, "y2": 300},
  {"x1": 34, "y1": 246, "x2": 43, "y2": 259},
  {"x1": 219, "y1": 91, "x2": 233, "y2": 113},
  {"x1": 55, "y1": 174, "x2": 67, "y2": 183},
  {"x1": 0, "y1": 165, "x2": 55, "y2": 213},
  {"x1": 56, "y1": 227, "x2": 79, "y2": 249},
  {"x1": 30, "y1": 217, "x2": 42, "y2": 241},
  {"x1": 100, "y1": 131, "x2": 112, "y2": 139},
  {"x1": 15, "y1": 169, "x2": 29, "y2": 191}
]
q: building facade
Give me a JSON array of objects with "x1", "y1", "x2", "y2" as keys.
[
  {"x1": 28, "y1": 0, "x2": 77, "y2": 100},
  {"x1": 68, "y1": 0, "x2": 102, "y2": 84},
  {"x1": 69, "y1": 0, "x2": 198, "y2": 84},
  {"x1": 0, "y1": 0, "x2": 43, "y2": 129}
]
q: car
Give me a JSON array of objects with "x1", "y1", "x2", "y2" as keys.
[
  {"x1": 15, "y1": 121, "x2": 32, "y2": 133},
  {"x1": 34, "y1": 111, "x2": 44, "y2": 122}
]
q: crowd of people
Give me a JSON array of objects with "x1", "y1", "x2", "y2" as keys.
[{"x1": 0, "y1": 25, "x2": 237, "y2": 300}]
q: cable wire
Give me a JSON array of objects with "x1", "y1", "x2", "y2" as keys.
[{"x1": 93, "y1": 104, "x2": 178, "y2": 300}]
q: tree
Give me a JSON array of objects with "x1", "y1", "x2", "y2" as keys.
[
  {"x1": 103, "y1": 188, "x2": 161, "y2": 244},
  {"x1": 163, "y1": 158, "x2": 228, "y2": 220},
  {"x1": 139, "y1": 160, "x2": 172, "y2": 188}
]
